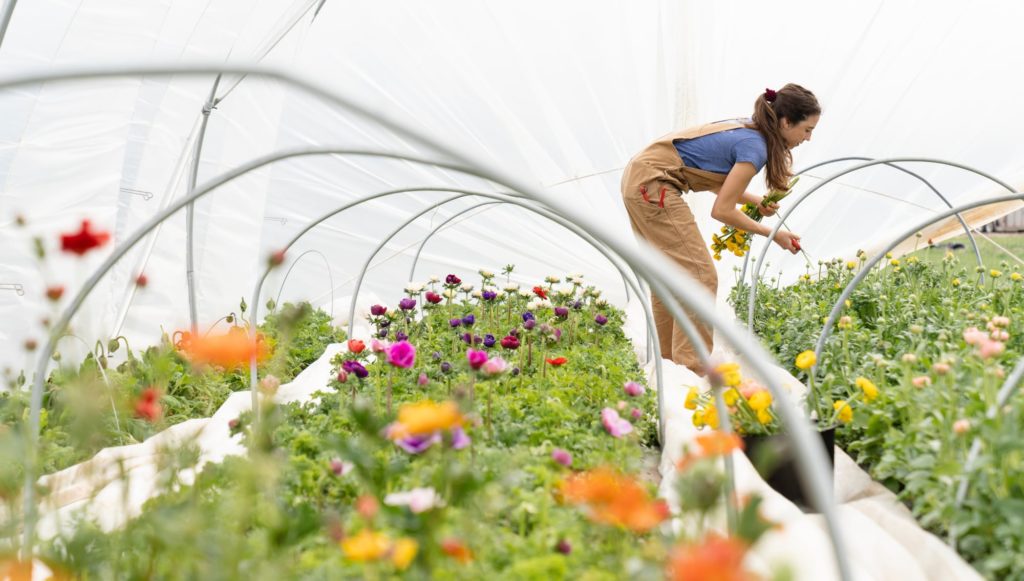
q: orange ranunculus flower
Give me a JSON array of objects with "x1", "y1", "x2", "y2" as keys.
[
  {"x1": 545, "y1": 357, "x2": 568, "y2": 367},
  {"x1": 177, "y1": 327, "x2": 269, "y2": 370},
  {"x1": 441, "y1": 538, "x2": 474, "y2": 563},
  {"x1": 559, "y1": 467, "x2": 669, "y2": 533},
  {"x1": 677, "y1": 431, "x2": 744, "y2": 472},
  {"x1": 666, "y1": 534, "x2": 754, "y2": 581},
  {"x1": 348, "y1": 339, "x2": 366, "y2": 354},
  {"x1": 388, "y1": 400, "x2": 464, "y2": 440}
]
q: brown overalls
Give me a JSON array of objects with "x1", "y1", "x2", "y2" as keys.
[{"x1": 621, "y1": 121, "x2": 743, "y2": 373}]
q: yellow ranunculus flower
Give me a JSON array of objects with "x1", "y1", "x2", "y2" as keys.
[
  {"x1": 704, "y1": 405, "x2": 720, "y2": 429},
  {"x1": 1012, "y1": 272, "x2": 1022, "y2": 281},
  {"x1": 757, "y1": 408, "x2": 773, "y2": 425},
  {"x1": 723, "y1": 388, "x2": 739, "y2": 406},
  {"x1": 390, "y1": 400, "x2": 464, "y2": 439},
  {"x1": 833, "y1": 400, "x2": 853, "y2": 424},
  {"x1": 341, "y1": 530, "x2": 391, "y2": 562},
  {"x1": 748, "y1": 390, "x2": 773, "y2": 412},
  {"x1": 990, "y1": 269, "x2": 1002, "y2": 278},
  {"x1": 890, "y1": 259, "x2": 900, "y2": 267},
  {"x1": 692, "y1": 409, "x2": 705, "y2": 428},
  {"x1": 952, "y1": 278, "x2": 961, "y2": 287},
  {"x1": 846, "y1": 261, "x2": 856, "y2": 270},
  {"x1": 391, "y1": 538, "x2": 419, "y2": 570},
  {"x1": 795, "y1": 350, "x2": 816, "y2": 370},
  {"x1": 684, "y1": 387, "x2": 700, "y2": 411},
  {"x1": 715, "y1": 362, "x2": 742, "y2": 387},
  {"x1": 855, "y1": 377, "x2": 878, "y2": 402}
]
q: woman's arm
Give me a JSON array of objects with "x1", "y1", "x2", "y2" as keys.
[{"x1": 710, "y1": 162, "x2": 800, "y2": 252}]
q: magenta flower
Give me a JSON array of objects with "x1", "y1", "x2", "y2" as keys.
[
  {"x1": 417, "y1": 372, "x2": 429, "y2": 386},
  {"x1": 623, "y1": 381, "x2": 645, "y2": 397},
  {"x1": 551, "y1": 448, "x2": 573, "y2": 467},
  {"x1": 387, "y1": 340, "x2": 416, "y2": 368},
  {"x1": 449, "y1": 317, "x2": 462, "y2": 328},
  {"x1": 595, "y1": 314, "x2": 608, "y2": 326},
  {"x1": 399, "y1": 297, "x2": 417, "y2": 311},
  {"x1": 554, "y1": 306, "x2": 569, "y2": 318},
  {"x1": 370, "y1": 339, "x2": 388, "y2": 353},
  {"x1": 466, "y1": 348, "x2": 488, "y2": 370},
  {"x1": 630, "y1": 407, "x2": 642, "y2": 420},
  {"x1": 601, "y1": 407, "x2": 633, "y2": 438},
  {"x1": 445, "y1": 274, "x2": 461, "y2": 285},
  {"x1": 425, "y1": 291, "x2": 443, "y2": 304},
  {"x1": 370, "y1": 304, "x2": 387, "y2": 316},
  {"x1": 523, "y1": 319, "x2": 536, "y2": 330}
]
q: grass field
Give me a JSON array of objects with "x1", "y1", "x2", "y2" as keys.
[{"x1": 908, "y1": 232, "x2": 1024, "y2": 272}]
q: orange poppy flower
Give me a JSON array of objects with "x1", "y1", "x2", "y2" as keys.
[
  {"x1": 177, "y1": 327, "x2": 269, "y2": 370},
  {"x1": 559, "y1": 467, "x2": 669, "y2": 533},
  {"x1": 441, "y1": 538, "x2": 473, "y2": 563},
  {"x1": 677, "y1": 431, "x2": 743, "y2": 472},
  {"x1": 666, "y1": 534, "x2": 754, "y2": 581},
  {"x1": 388, "y1": 400, "x2": 464, "y2": 439}
]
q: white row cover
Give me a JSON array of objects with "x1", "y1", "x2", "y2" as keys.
[{"x1": 2, "y1": 0, "x2": 1024, "y2": 374}]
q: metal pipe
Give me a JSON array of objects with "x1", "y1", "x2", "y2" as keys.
[
  {"x1": 274, "y1": 248, "x2": 335, "y2": 320},
  {"x1": 6, "y1": 65, "x2": 848, "y2": 576},
  {"x1": 739, "y1": 157, "x2": 987, "y2": 292},
  {"x1": 748, "y1": 158, "x2": 1017, "y2": 329},
  {"x1": 0, "y1": 0, "x2": 17, "y2": 51},
  {"x1": 185, "y1": 76, "x2": 222, "y2": 334}
]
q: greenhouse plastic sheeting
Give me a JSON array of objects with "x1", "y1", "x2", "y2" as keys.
[{"x1": 3, "y1": 1, "x2": 1024, "y2": 400}]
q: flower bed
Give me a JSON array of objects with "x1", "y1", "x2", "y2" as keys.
[
  {"x1": 733, "y1": 252, "x2": 1024, "y2": 579},
  {"x1": 25, "y1": 271, "x2": 776, "y2": 579}
]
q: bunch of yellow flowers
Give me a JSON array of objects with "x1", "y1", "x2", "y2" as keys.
[
  {"x1": 685, "y1": 362, "x2": 779, "y2": 435},
  {"x1": 709, "y1": 177, "x2": 799, "y2": 261}
]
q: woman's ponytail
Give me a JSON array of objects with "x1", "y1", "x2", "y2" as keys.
[{"x1": 747, "y1": 84, "x2": 820, "y2": 191}]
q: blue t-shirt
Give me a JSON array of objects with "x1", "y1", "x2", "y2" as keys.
[{"x1": 673, "y1": 125, "x2": 767, "y2": 174}]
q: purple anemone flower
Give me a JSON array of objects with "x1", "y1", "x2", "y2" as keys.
[
  {"x1": 378, "y1": 328, "x2": 388, "y2": 338},
  {"x1": 370, "y1": 304, "x2": 387, "y2": 316},
  {"x1": 595, "y1": 314, "x2": 608, "y2": 326},
  {"x1": 554, "y1": 306, "x2": 569, "y2": 318},
  {"x1": 483, "y1": 334, "x2": 496, "y2": 348},
  {"x1": 445, "y1": 274, "x2": 461, "y2": 285},
  {"x1": 450, "y1": 426, "x2": 471, "y2": 450},
  {"x1": 523, "y1": 319, "x2": 536, "y2": 331},
  {"x1": 461, "y1": 314, "x2": 475, "y2": 327},
  {"x1": 573, "y1": 300, "x2": 584, "y2": 310},
  {"x1": 449, "y1": 318, "x2": 462, "y2": 328},
  {"x1": 395, "y1": 331, "x2": 409, "y2": 342},
  {"x1": 394, "y1": 431, "x2": 442, "y2": 454},
  {"x1": 522, "y1": 311, "x2": 535, "y2": 322},
  {"x1": 482, "y1": 290, "x2": 497, "y2": 301},
  {"x1": 440, "y1": 361, "x2": 452, "y2": 373},
  {"x1": 399, "y1": 297, "x2": 417, "y2": 311},
  {"x1": 342, "y1": 360, "x2": 368, "y2": 379}
]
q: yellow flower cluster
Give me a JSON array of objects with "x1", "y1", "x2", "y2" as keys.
[
  {"x1": 708, "y1": 177, "x2": 799, "y2": 261},
  {"x1": 688, "y1": 363, "x2": 778, "y2": 435},
  {"x1": 341, "y1": 530, "x2": 418, "y2": 570},
  {"x1": 855, "y1": 376, "x2": 879, "y2": 402}
]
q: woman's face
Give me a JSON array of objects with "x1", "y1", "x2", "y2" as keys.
[{"x1": 780, "y1": 114, "x2": 819, "y2": 149}]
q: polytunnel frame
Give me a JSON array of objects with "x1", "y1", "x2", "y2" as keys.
[
  {"x1": 737, "y1": 156, "x2": 986, "y2": 289},
  {"x1": 803, "y1": 193, "x2": 1024, "y2": 552},
  {"x1": 2, "y1": 63, "x2": 849, "y2": 579},
  {"x1": 746, "y1": 158, "x2": 1017, "y2": 330},
  {"x1": 244, "y1": 187, "x2": 664, "y2": 440},
  {"x1": 273, "y1": 248, "x2": 335, "y2": 320}
]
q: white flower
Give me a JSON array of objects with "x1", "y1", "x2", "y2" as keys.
[
  {"x1": 528, "y1": 298, "x2": 553, "y2": 310},
  {"x1": 460, "y1": 283, "x2": 474, "y2": 292},
  {"x1": 556, "y1": 285, "x2": 574, "y2": 297},
  {"x1": 405, "y1": 282, "x2": 425, "y2": 294},
  {"x1": 504, "y1": 283, "x2": 519, "y2": 292},
  {"x1": 443, "y1": 289, "x2": 457, "y2": 299},
  {"x1": 545, "y1": 275, "x2": 561, "y2": 284},
  {"x1": 518, "y1": 289, "x2": 533, "y2": 298},
  {"x1": 471, "y1": 290, "x2": 482, "y2": 299},
  {"x1": 594, "y1": 298, "x2": 607, "y2": 307},
  {"x1": 429, "y1": 275, "x2": 440, "y2": 283},
  {"x1": 478, "y1": 269, "x2": 494, "y2": 278},
  {"x1": 571, "y1": 277, "x2": 584, "y2": 286},
  {"x1": 384, "y1": 487, "x2": 444, "y2": 513},
  {"x1": 494, "y1": 289, "x2": 505, "y2": 299}
]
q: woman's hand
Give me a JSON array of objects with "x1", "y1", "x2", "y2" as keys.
[
  {"x1": 772, "y1": 230, "x2": 801, "y2": 254},
  {"x1": 758, "y1": 200, "x2": 780, "y2": 217}
]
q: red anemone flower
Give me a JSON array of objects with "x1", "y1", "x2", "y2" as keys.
[
  {"x1": 533, "y1": 286, "x2": 548, "y2": 299},
  {"x1": 546, "y1": 357, "x2": 568, "y2": 367},
  {"x1": 60, "y1": 220, "x2": 110, "y2": 256}
]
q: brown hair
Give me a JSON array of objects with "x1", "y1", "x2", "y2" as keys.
[{"x1": 747, "y1": 83, "x2": 821, "y2": 191}]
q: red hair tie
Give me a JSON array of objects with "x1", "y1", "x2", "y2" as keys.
[{"x1": 764, "y1": 88, "x2": 777, "y2": 103}]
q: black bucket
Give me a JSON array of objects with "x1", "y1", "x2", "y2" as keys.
[{"x1": 741, "y1": 425, "x2": 836, "y2": 513}]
